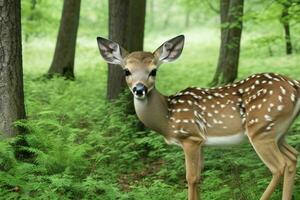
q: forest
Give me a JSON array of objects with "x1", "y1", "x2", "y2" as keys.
[{"x1": 0, "y1": 0, "x2": 300, "y2": 199}]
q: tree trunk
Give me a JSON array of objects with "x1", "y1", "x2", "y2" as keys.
[
  {"x1": 211, "y1": 0, "x2": 230, "y2": 86},
  {"x1": 107, "y1": 0, "x2": 146, "y2": 100},
  {"x1": 281, "y1": 2, "x2": 293, "y2": 55},
  {"x1": 128, "y1": 0, "x2": 146, "y2": 52},
  {"x1": 107, "y1": 0, "x2": 130, "y2": 100},
  {"x1": 48, "y1": 0, "x2": 81, "y2": 79},
  {"x1": 211, "y1": 0, "x2": 244, "y2": 86},
  {"x1": 0, "y1": 0, "x2": 26, "y2": 138}
]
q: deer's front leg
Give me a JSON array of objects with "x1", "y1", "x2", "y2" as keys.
[{"x1": 182, "y1": 139, "x2": 203, "y2": 200}]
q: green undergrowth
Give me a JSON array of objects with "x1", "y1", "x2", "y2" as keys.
[
  {"x1": 0, "y1": 71, "x2": 299, "y2": 199},
  {"x1": 1, "y1": 27, "x2": 300, "y2": 199}
]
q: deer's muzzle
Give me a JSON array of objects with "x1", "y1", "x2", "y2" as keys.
[{"x1": 133, "y1": 83, "x2": 148, "y2": 98}]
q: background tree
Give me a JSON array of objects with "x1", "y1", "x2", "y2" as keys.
[
  {"x1": 279, "y1": 0, "x2": 293, "y2": 54},
  {"x1": 211, "y1": 0, "x2": 244, "y2": 86},
  {"x1": 0, "y1": 0, "x2": 26, "y2": 138},
  {"x1": 107, "y1": 0, "x2": 146, "y2": 100},
  {"x1": 177, "y1": 0, "x2": 202, "y2": 28},
  {"x1": 47, "y1": 0, "x2": 81, "y2": 79}
]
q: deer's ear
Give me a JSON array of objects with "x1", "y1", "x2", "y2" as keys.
[
  {"x1": 153, "y1": 35, "x2": 185, "y2": 64},
  {"x1": 97, "y1": 37, "x2": 128, "y2": 66}
]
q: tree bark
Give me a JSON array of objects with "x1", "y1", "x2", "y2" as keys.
[
  {"x1": 211, "y1": 0, "x2": 244, "y2": 86},
  {"x1": 107, "y1": 0, "x2": 146, "y2": 100},
  {"x1": 48, "y1": 0, "x2": 81, "y2": 79},
  {"x1": 127, "y1": 0, "x2": 146, "y2": 52},
  {"x1": 107, "y1": 0, "x2": 130, "y2": 100},
  {"x1": 281, "y1": 2, "x2": 293, "y2": 55},
  {"x1": 211, "y1": 0, "x2": 230, "y2": 86},
  {"x1": 0, "y1": 0, "x2": 26, "y2": 138}
]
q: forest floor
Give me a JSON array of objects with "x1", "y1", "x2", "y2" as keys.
[{"x1": 0, "y1": 28, "x2": 299, "y2": 199}]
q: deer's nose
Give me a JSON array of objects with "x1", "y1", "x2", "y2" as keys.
[{"x1": 133, "y1": 83, "x2": 148, "y2": 97}]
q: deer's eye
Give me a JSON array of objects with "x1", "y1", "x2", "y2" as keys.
[
  {"x1": 149, "y1": 69, "x2": 157, "y2": 77},
  {"x1": 124, "y1": 69, "x2": 131, "y2": 76}
]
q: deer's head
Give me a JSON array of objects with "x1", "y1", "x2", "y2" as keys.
[{"x1": 97, "y1": 35, "x2": 185, "y2": 100}]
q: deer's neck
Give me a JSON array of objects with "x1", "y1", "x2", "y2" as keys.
[{"x1": 134, "y1": 88, "x2": 169, "y2": 135}]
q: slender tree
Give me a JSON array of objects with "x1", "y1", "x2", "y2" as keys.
[
  {"x1": 280, "y1": 0, "x2": 293, "y2": 55},
  {"x1": 211, "y1": 0, "x2": 244, "y2": 86},
  {"x1": 107, "y1": 0, "x2": 146, "y2": 100},
  {"x1": 177, "y1": 0, "x2": 202, "y2": 28},
  {"x1": 0, "y1": 0, "x2": 26, "y2": 138},
  {"x1": 48, "y1": 0, "x2": 81, "y2": 79}
]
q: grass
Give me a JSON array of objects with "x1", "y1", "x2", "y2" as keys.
[{"x1": 0, "y1": 27, "x2": 299, "y2": 199}]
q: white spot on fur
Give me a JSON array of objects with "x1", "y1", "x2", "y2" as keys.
[
  {"x1": 280, "y1": 86, "x2": 286, "y2": 95},
  {"x1": 291, "y1": 93, "x2": 295, "y2": 102},
  {"x1": 277, "y1": 105, "x2": 284, "y2": 111},
  {"x1": 273, "y1": 78, "x2": 280, "y2": 81},
  {"x1": 288, "y1": 81, "x2": 294, "y2": 86},
  {"x1": 264, "y1": 74, "x2": 273, "y2": 79},
  {"x1": 264, "y1": 115, "x2": 272, "y2": 121},
  {"x1": 179, "y1": 128, "x2": 188, "y2": 134}
]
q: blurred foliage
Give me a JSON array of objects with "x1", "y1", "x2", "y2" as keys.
[{"x1": 1, "y1": 0, "x2": 299, "y2": 199}]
